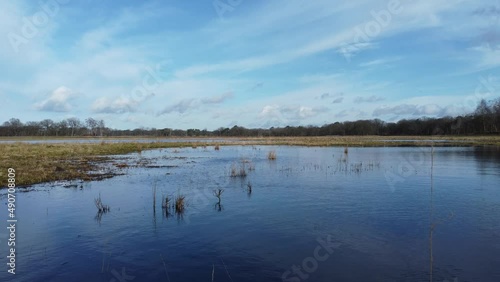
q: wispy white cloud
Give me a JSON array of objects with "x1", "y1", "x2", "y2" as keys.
[
  {"x1": 354, "y1": 95, "x2": 385, "y2": 103},
  {"x1": 92, "y1": 92, "x2": 155, "y2": 114},
  {"x1": 470, "y1": 45, "x2": 500, "y2": 69},
  {"x1": 332, "y1": 97, "x2": 344, "y2": 104},
  {"x1": 359, "y1": 57, "x2": 400, "y2": 67},
  {"x1": 159, "y1": 99, "x2": 198, "y2": 115},
  {"x1": 35, "y1": 86, "x2": 76, "y2": 112},
  {"x1": 92, "y1": 97, "x2": 138, "y2": 114},
  {"x1": 259, "y1": 104, "x2": 329, "y2": 124},
  {"x1": 372, "y1": 103, "x2": 451, "y2": 117},
  {"x1": 201, "y1": 92, "x2": 234, "y2": 104},
  {"x1": 159, "y1": 92, "x2": 234, "y2": 116}
]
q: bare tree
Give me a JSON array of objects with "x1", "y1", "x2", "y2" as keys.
[
  {"x1": 55, "y1": 120, "x2": 68, "y2": 136},
  {"x1": 39, "y1": 119, "x2": 54, "y2": 136},
  {"x1": 66, "y1": 118, "x2": 82, "y2": 137},
  {"x1": 85, "y1": 118, "x2": 98, "y2": 136},
  {"x1": 475, "y1": 99, "x2": 492, "y2": 133},
  {"x1": 25, "y1": 121, "x2": 41, "y2": 136},
  {"x1": 98, "y1": 119, "x2": 105, "y2": 136},
  {"x1": 2, "y1": 118, "x2": 23, "y2": 136},
  {"x1": 493, "y1": 98, "x2": 500, "y2": 132}
]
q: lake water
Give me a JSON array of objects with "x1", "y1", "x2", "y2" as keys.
[{"x1": 1, "y1": 146, "x2": 499, "y2": 282}]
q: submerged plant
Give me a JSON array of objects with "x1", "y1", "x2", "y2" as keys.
[
  {"x1": 162, "y1": 195, "x2": 171, "y2": 209},
  {"x1": 267, "y1": 150, "x2": 277, "y2": 160},
  {"x1": 162, "y1": 194, "x2": 172, "y2": 218},
  {"x1": 213, "y1": 188, "x2": 224, "y2": 203},
  {"x1": 175, "y1": 194, "x2": 186, "y2": 213},
  {"x1": 152, "y1": 182, "x2": 157, "y2": 210},
  {"x1": 247, "y1": 161, "x2": 255, "y2": 171},
  {"x1": 230, "y1": 163, "x2": 247, "y2": 177},
  {"x1": 94, "y1": 193, "x2": 110, "y2": 212}
]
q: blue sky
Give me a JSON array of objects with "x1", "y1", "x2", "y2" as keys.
[{"x1": 1, "y1": 0, "x2": 499, "y2": 130}]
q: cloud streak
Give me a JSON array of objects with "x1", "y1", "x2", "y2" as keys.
[
  {"x1": 354, "y1": 95, "x2": 385, "y2": 103},
  {"x1": 201, "y1": 92, "x2": 234, "y2": 104},
  {"x1": 35, "y1": 86, "x2": 76, "y2": 112},
  {"x1": 372, "y1": 103, "x2": 458, "y2": 117}
]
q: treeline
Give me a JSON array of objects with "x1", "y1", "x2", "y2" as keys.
[
  {"x1": 1, "y1": 98, "x2": 499, "y2": 137},
  {"x1": 0, "y1": 118, "x2": 106, "y2": 137}
]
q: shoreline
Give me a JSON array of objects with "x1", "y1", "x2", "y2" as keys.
[{"x1": 1, "y1": 136, "x2": 499, "y2": 188}]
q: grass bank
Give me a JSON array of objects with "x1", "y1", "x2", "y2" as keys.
[
  {"x1": 0, "y1": 135, "x2": 498, "y2": 187},
  {"x1": 236, "y1": 135, "x2": 500, "y2": 146},
  {"x1": 0, "y1": 141, "x2": 211, "y2": 187}
]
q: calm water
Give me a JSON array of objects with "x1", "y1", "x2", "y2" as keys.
[{"x1": 1, "y1": 146, "x2": 499, "y2": 282}]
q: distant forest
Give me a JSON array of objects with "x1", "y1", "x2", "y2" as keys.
[{"x1": 1, "y1": 98, "x2": 499, "y2": 137}]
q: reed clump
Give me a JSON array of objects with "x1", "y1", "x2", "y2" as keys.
[
  {"x1": 94, "y1": 194, "x2": 110, "y2": 212},
  {"x1": 241, "y1": 159, "x2": 255, "y2": 171},
  {"x1": 230, "y1": 163, "x2": 247, "y2": 178},
  {"x1": 267, "y1": 150, "x2": 277, "y2": 160},
  {"x1": 175, "y1": 194, "x2": 186, "y2": 213},
  {"x1": 247, "y1": 162, "x2": 255, "y2": 171}
]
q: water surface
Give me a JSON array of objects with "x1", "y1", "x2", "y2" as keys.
[{"x1": 1, "y1": 146, "x2": 499, "y2": 282}]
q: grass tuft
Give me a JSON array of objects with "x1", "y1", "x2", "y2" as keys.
[
  {"x1": 230, "y1": 163, "x2": 247, "y2": 178},
  {"x1": 174, "y1": 194, "x2": 186, "y2": 213},
  {"x1": 94, "y1": 193, "x2": 110, "y2": 212},
  {"x1": 267, "y1": 150, "x2": 277, "y2": 160}
]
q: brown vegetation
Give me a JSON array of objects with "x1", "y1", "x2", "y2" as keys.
[{"x1": 267, "y1": 150, "x2": 277, "y2": 160}]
